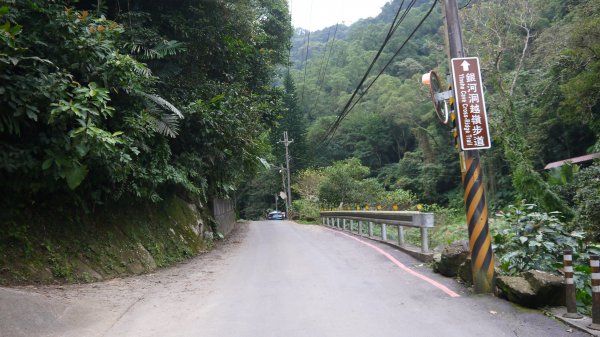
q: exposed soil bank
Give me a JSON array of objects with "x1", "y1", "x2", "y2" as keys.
[{"x1": 0, "y1": 196, "x2": 215, "y2": 285}]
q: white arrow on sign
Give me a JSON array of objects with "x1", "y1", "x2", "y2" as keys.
[{"x1": 461, "y1": 60, "x2": 470, "y2": 71}]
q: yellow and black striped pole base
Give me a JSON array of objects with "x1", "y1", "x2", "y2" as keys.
[{"x1": 463, "y1": 155, "x2": 495, "y2": 293}]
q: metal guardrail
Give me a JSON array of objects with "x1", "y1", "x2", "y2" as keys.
[{"x1": 320, "y1": 210, "x2": 434, "y2": 253}]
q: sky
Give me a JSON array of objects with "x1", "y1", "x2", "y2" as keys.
[{"x1": 288, "y1": 0, "x2": 391, "y2": 31}]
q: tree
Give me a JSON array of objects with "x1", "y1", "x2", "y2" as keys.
[
  {"x1": 461, "y1": 0, "x2": 573, "y2": 216},
  {"x1": 292, "y1": 168, "x2": 325, "y2": 202},
  {"x1": 319, "y1": 158, "x2": 375, "y2": 206},
  {"x1": 0, "y1": 0, "x2": 293, "y2": 211}
]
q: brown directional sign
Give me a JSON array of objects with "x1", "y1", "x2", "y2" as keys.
[{"x1": 451, "y1": 57, "x2": 491, "y2": 150}]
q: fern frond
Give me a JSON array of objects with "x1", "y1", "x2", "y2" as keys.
[
  {"x1": 154, "y1": 113, "x2": 180, "y2": 138},
  {"x1": 141, "y1": 93, "x2": 184, "y2": 118},
  {"x1": 132, "y1": 63, "x2": 152, "y2": 77},
  {"x1": 129, "y1": 40, "x2": 186, "y2": 60},
  {"x1": 152, "y1": 40, "x2": 186, "y2": 58}
]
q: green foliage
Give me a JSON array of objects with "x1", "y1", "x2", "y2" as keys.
[
  {"x1": 292, "y1": 168, "x2": 325, "y2": 202},
  {"x1": 292, "y1": 199, "x2": 320, "y2": 221},
  {"x1": 0, "y1": 2, "x2": 164, "y2": 203},
  {"x1": 550, "y1": 0, "x2": 600, "y2": 136},
  {"x1": 378, "y1": 150, "x2": 460, "y2": 205},
  {"x1": 547, "y1": 163, "x2": 580, "y2": 187},
  {"x1": 319, "y1": 158, "x2": 371, "y2": 206},
  {"x1": 179, "y1": 87, "x2": 277, "y2": 197},
  {"x1": 374, "y1": 188, "x2": 417, "y2": 210},
  {"x1": 492, "y1": 203, "x2": 583, "y2": 275},
  {"x1": 238, "y1": 168, "x2": 283, "y2": 220},
  {"x1": 573, "y1": 162, "x2": 600, "y2": 240},
  {"x1": 460, "y1": 0, "x2": 597, "y2": 214},
  {"x1": 1, "y1": 0, "x2": 292, "y2": 211},
  {"x1": 0, "y1": 196, "x2": 209, "y2": 284},
  {"x1": 420, "y1": 204, "x2": 468, "y2": 248},
  {"x1": 297, "y1": 158, "x2": 416, "y2": 214}
]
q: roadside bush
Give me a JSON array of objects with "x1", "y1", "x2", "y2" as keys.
[
  {"x1": 573, "y1": 162, "x2": 600, "y2": 240},
  {"x1": 491, "y1": 202, "x2": 600, "y2": 314},
  {"x1": 420, "y1": 204, "x2": 467, "y2": 248},
  {"x1": 374, "y1": 189, "x2": 417, "y2": 210},
  {"x1": 292, "y1": 199, "x2": 320, "y2": 222},
  {"x1": 492, "y1": 203, "x2": 584, "y2": 275},
  {"x1": 319, "y1": 158, "x2": 370, "y2": 206}
]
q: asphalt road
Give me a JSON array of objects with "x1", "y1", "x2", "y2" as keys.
[{"x1": 0, "y1": 221, "x2": 589, "y2": 337}]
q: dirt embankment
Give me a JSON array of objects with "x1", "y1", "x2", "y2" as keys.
[
  {"x1": 0, "y1": 223, "x2": 247, "y2": 337},
  {"x1": 0, "y1": 196, "x2": 214, "y2": 285}
]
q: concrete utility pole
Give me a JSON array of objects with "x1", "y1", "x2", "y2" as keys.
[
  {"x1": 279, "y1": 131, "x2": 293, "y2": 217},
  {"x1": 443, "y1": 0, "x2": 495, "y2": 293},
  {"x1": 280, "y1": 164, "x2": 289, "y2": 216}
]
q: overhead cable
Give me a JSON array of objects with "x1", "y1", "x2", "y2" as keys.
[
  {"x1": 321, "y1": 0, "x2": 438, "y2": 144},
  {"x1": 321, "y1": 0, "x2": 417, "y2": 143},
  {"x1": 309, "y1": 23, "x2": 340, "y2": 120}
]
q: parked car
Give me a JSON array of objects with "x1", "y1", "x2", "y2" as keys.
[{"x1": 267, "y1": 211, "x2": 286, "y2": 220}]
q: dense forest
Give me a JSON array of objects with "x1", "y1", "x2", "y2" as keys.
[
  {"x1": 0, "y1": 0, "x2": 292, "y2": 212},
  {"x1": 0, "y1": 0, "x2": 295, "y2": 282},
  {"x1": 285, "y1": 0, "x2": 599, "y2": 211},
  {"x1": 240, "y1": 0, "x2": 599, "y2": 225}
]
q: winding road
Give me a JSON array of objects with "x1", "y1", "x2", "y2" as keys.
[{"x1": 0, "y1": 221, "x2": 588, "y2": 336}]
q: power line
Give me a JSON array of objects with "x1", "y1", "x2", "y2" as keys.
[
  {"x1": 323, "y1": 0, "x2": 417, "y2": 139},
  {"x1": 309, "y1": 23, "x2": 340, "y2": 120},
  {"x1": 299, "y1": 0, "x2": 314, "y2": 106},
  {"x1": 321, "y1": 0, "x2": 420, "y2": 143},
  {"x1": 321, "y1": 0, "x2": 438, "y2": 144},
  {"x1": 315, "y1": 26, "x2": 333, "y2": 86},
  {"x1": 324, "y1": 0, "x2": 421, "y2": 139},
  {"x1": 299, "y1": 30, "x2": 311, "y2": 105},
  {"x1": 322, "y1": 0, "x2": 411, "y2": 138},
  {"x1": 306, "y1": 26, "x2": 332, "y2": 120},
  {"x1": 343, "y1": 0, "x2": 438, "y2": 120}
]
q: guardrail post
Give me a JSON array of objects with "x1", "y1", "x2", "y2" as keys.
[
  {"x1": 590, "y1": 255, "x2": 600, "y2": 330},
  {"x1": 563, "y1": 248, "x2": 582, "y2": 319},
  {"x1": 398, "y1": 226, "x2": 405, "y2": 246},
  {"x1": 420, "y1": 228, "x2": 429, "y2": 253},
  {"x1": 318, "y1": 211, "x2": 435, "y2": 255}
]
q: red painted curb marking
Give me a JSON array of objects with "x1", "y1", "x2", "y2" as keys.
[{"x1": 325, "y1": 228, "x2": 460, "y2": 298}]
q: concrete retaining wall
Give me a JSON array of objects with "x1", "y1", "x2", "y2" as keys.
[{"x1": 212, "y1": 198, "x2": 236, "y2": 236}]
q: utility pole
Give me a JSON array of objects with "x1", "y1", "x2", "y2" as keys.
[
  {"x1": 443, "y1": 0, "x2": 495, "y2": 293},
  {"x1": 279, "y1": 131, "x2": 293, "y2": 218},
  {"x1": 280, "y1": 164, "x2": 288, "y2": 216}
]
